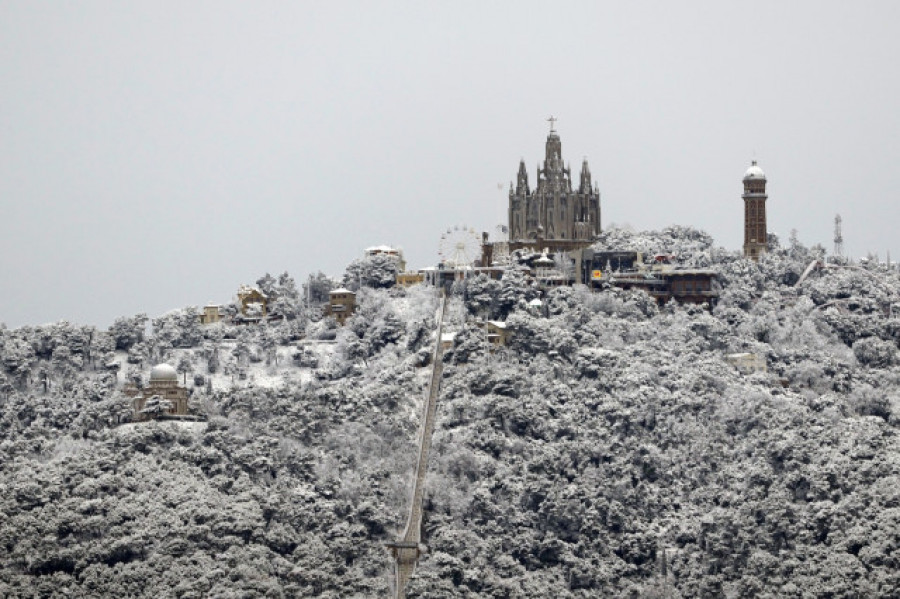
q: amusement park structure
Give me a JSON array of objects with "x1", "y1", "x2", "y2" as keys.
[{"x1": 438, "y1": 225, "x2": 482, "y2": 269}]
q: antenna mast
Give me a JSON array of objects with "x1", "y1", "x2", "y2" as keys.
[{"x1": 833, "y1": 214, "x2": 844, "y2": 261}]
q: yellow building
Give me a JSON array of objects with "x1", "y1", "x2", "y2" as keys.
[
  {"x1": 237, "y1": 285, "x2": 268, "y2": 320},
  {"x1": 486, "y1": 320, "x2": 513, "y2": 347},
  {"x1": 725, "y1": 352, "x2": 767, "y2": 374},
  {"x1": 324, "y1": 288, "x2": 356, "y2": 325},
  {"x1": 396, "y1": 272, "x2": 425, "y2": 287},
  {"x1": 440, "y1": 332, "x2": 457, "y2": 351},
  {"x1": 126, "y1": 363, "x2": 190, "y2": 421},
  {"x1": 199, "y1": 304, "x2": 222, "y2": 324}
]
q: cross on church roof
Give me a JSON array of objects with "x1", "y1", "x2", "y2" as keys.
[{"x1": 547, "y1": 115, "x2": 557, "y2": 132}]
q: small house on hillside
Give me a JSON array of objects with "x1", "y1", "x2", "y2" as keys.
[
  {"x1": 396, "y1": 272, "x2": 425, "y2": 287},
  {"x1": 725, "y1": 352, "x2": 767, "y2": 374},
  {"x1": 237, "y1": 285, "x2": 268, "y2": 320},
  {"x1": 199, "y1": 304, "x2": 222, "y2": 325},
  {"x1": 324, "y1": 288, "x2": 356, "y2": 325},
  {"x1": 440, "y1": 331, "x2": 457, "y2": 351},
  {"x1": 486, "y1": 320, "x2": 513, "y2": 347},
  {"x1": 365, "y1": 245, "x2": 407, "y2": 272}
]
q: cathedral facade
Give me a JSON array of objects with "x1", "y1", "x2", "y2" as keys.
[{"x1": 508, "y1": 123, "x2": 601, "y2": 243}]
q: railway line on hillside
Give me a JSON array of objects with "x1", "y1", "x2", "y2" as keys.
[{"x1": 386, "y1": 293, "x2": 448, "y2": 598}]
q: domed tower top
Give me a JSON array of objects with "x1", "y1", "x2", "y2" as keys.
[
  {"x1": 150, "y1": 363, "x2": 178, "y2": 384},
  {"x1": 742, "y1": 160, "x2": 768, "y2": 197},
  {"x1": 743, "y1": 160, "x2": 766, "y2": 182}
]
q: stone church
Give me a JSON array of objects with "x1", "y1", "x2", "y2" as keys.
[{"x1": 508, "y1": 120, "x2": 601, "y2": 244}]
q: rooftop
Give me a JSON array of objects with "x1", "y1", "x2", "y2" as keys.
[{"x1": 743, "y1": 160, "x2": 766, "y2": 181}]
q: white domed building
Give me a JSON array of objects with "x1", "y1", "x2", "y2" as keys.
[
  {"x1": 150, "y1": 363, "x2": 179, "y2": 383},
  {"x1": 128, "y1": 363, "x2": 190, "y2": 420}
]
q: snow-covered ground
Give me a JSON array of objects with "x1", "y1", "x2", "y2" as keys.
[{"x1": 115, "y1": 420, "x2": 207, "y2": 434}]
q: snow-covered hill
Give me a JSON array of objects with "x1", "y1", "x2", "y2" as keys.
[{"x1": 1, "y1": 228, "x2": 899, "y2": 597}]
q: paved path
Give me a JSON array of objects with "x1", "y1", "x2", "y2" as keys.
[{"x1": 387, "y1": 294, "x2": 448, "y2": 597}]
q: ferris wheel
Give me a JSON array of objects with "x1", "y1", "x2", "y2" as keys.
[{"x1": 438, "y1": 225, "x2": 482, "y2": 269}]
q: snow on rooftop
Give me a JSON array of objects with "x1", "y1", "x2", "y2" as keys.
[
  {"x1": 743, "y1": 161, "x2": 766, "y2": 181},
  {"x1": 150, "y1": 363, "x2": 178, "y2": 382},
  {"x1": 365, "y1": 245, "x2": 401, "y2": 254},
  {"x1": 237, "y1": 284, "x2": 267, "y2": 297}
]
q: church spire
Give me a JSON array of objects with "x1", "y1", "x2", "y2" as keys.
[
  {"x1": 579, "y1": 157, "x2": 592, "y2": 193},
  {"x1": 516, "y1": 159, "x2": 529, "y2": 194},
  {"x1": 544, "y1": 120, "x2": 563, "y2": 175},
  {"x1": 508, "y1": 121, "x2": 601, "y2": 242}
]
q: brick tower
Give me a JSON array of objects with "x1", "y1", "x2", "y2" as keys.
[{"x1": 742, "y1": 160, "x2": 768, "y2": 261}]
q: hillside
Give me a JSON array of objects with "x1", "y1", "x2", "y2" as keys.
[{"x1": 1, "y1": 228, "x2": 899, "y2": 598}]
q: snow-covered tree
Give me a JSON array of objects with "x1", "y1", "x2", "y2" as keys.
[
  {"x1": 343, "y1": 254, "x2": 399, "y2": 290},
  {"x1": 139, "y1": 394, "x2": 173, "y2": 416},
  {"x1": 108, "y1": 313, "x2": 148, "y2": 351},
  {"x1": 303, "y1": 271, "x2": 334, "y2": 307},
  {"x1": 1, "y1": 225, "x2": 899, "y2": 597}
]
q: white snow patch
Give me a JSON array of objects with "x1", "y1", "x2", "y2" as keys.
[{"x1": 116, "y1": 420, "x2": 207, "y2": 433}]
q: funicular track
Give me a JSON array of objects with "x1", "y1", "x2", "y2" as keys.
[{"x1": 386, "y1": 293, "x2": 448, "y2": 598}]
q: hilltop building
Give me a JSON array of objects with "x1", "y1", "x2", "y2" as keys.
[
  {"x1": 579, "y1": 250, "x2": 720, "y2": 306},
  {"x1": 396, "y1": 272, "x2": 425, "y2": 287},
  {"x1": 365, "y1": 245, "x2": 407, "y2": 272},
  {"x1": 481, "y1": 120, "x2": 601, "y2": 268},
  {"x1": 725, "y1": 352, "x2": 767, "y2": 374},
  {"x1": 199, "y1": 304, "x2": 222, "y2": 325},
  {"x1": 237, "y1": 285, "x2": 268, "y2": 320},
  {"x1": 126, "y1": 363, "x2": 190, "y2": 421},
  {"x1": 508, "y1": 119, "x2": 601, "y2": 250},
  {"x1": 485, "y1": 320, "x2": 513, "y2": 347},
  {"x1": 743, "y1": 160, "x2": 768, "y2": 261},
  {"x1": 324, "y1": 288, "x2": 357, "y2": 325}
]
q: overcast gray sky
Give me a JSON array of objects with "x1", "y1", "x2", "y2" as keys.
[{"x1": 2, "y1": 1, "x2": 898, "y2": 328}]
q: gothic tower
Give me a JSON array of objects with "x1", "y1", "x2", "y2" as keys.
[
  {"x1": 742, "y1": 160, "x2": 768, "y2": 261},
  {"x1": 508, "y1": 120, "x2": 601, "y2": 243}
]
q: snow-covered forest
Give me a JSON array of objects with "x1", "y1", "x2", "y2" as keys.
[{"x1": 1, "y1": 227, "x2": 899, "y2": 598}]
